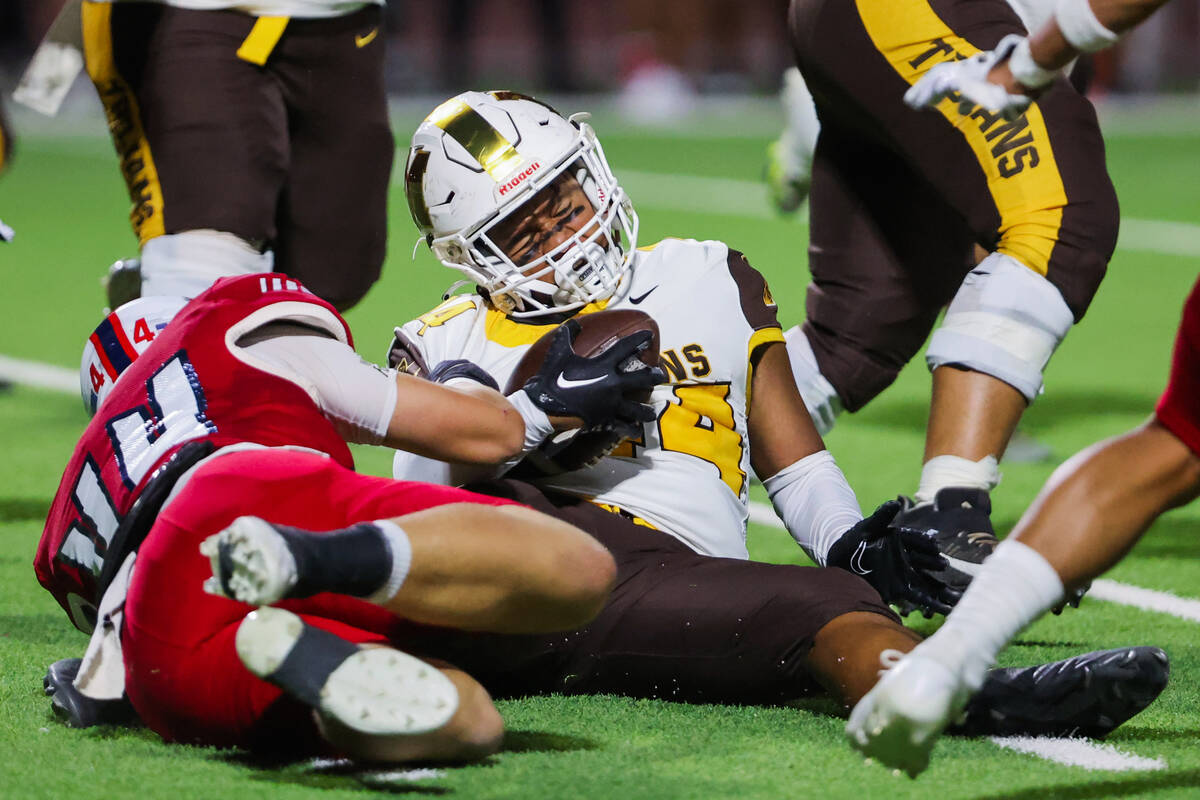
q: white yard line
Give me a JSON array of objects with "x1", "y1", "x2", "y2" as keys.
[
  {"x1": 617, "y1": 170, "x2": 1200, "y2": 259},
  {"x1": 0, "y1": 354, "x2": 79, "y2": 394},
  {"x1": 750, "y1": 501, "x2": 1200, "y2": 627},
  {"x1": 309, "y1": 758, "x2": 446, "y2": 783},
  {"x1": 990, "y1": 737, "x2": 1167, "y2": 772},
  {"x1": 1090, "y1": 579, "x2": 1200, "y2": 623},
  {"x1": 390, "y1": 164, "x2": 1200, "y2": 257}
]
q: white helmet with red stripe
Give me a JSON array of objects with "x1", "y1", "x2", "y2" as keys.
[
  {"x1": 404, "y1": 90, "x2": 638, "y2": 318},
  {"x1": 80, "y1": 296, "x2": 188, "y2": 415}
]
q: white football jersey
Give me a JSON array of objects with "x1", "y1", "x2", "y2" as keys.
[
  {"x1": 390, "y1": 238, "x2": 784, "y2": 559},
  {"x1": 88, "y1": 0, "x2": 381, "y2": 19}
]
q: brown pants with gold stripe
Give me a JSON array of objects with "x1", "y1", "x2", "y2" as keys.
[
  {"x1": 81, "y1": 2, "x2": 393, "y2": 310},
  {"x1": 788, "y1": 0, "x2": 1118, "y2": 412},
  {"x1": 387, "y1": 479, "x2": 897, "y2": 704}
]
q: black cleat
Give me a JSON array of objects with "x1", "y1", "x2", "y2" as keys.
[
  {"x1": 954, "y1": 646, "x2": 1170, "y2": 738},
  {"x1": 894, "y1": 488, "x2": 998, "y2": 593},
  {"x1": 43, "y1": 658, "x2": 139, "y2": 728}
]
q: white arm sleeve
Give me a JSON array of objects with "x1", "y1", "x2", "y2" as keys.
[
  {"x1": 239, "y1": 333, "x2": 397, "y2": 445},
  {"x1": 392, "y1": 449, "x2": 456, "y2": 484},
  {"x1": 762, "y1": 449, "x2": 863, "y2": 566}
]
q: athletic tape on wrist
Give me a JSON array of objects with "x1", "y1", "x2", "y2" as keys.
[
  {"x1": 1054, "y1": 0, "x2": 1119, "y2": 53},
  {"x1": 1007, "y1": 36, "x2": 1058, "y2": 90},
  {"x1": 506, "y1": 389, "x2": 555, "y2": 452},
  {"x1": 367, "y1": 520, "x2": 413, "y2": 604}
]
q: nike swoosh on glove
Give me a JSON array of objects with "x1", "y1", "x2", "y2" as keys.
[
  {"x1": 904, "y1": 35, "x2": 1033, "y2": 122},
  {"x1": 520, "y1": 319, "x2": 667, "y2": 427},
  {"x1": 826, "y1": 499, "x2": 962, "y2": 617}
]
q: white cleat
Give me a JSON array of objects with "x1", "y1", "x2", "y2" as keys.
[
  {"x1": 765, "y1": 67, "x2": 821, "y2": 214},
  {"x1": 200, "y1": 515, "x2": 298, "y2": 604},
  {"x1": 846, "y1": 652, "x2": 970, "y2": 778},
  {"x1": 236, "y1": 607, "x2": 459, "y2": 737}
]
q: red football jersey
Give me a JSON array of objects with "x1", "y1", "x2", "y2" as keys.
[
  {"x1": 1156, "y1": 274, "x2": 1200, "y2": 456},
  {"x1": 36, "y1": 274, "x2": 357, "y2": 631}
]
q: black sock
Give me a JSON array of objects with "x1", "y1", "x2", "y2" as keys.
[{"x1": 275, "y1": 522, "x2": 393, "y2": 599}]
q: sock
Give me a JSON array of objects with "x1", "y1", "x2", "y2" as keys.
[
  {"x1": 911, "y1": 540, "x2": 1065, "y2": 691},
  {"x1": 279, "y1": 519, "x2": 413, "y2": 603},
  {"x1": 783, "y1": 326, "x2": 843, "y2": 436},
  {"x1": 915, "y1": 454, "x2": 1001, "y2": 503}
]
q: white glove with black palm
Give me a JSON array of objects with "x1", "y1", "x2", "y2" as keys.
[{"x1": 904, "y1": 35, "x2": 1034, "y2": 121}]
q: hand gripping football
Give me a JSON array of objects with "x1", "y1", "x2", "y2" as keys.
[{"x1": 506, "y1": 309, "x2": 662, "y2": 476}]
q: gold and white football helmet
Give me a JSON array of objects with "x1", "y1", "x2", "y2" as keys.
[{"x1": 404, "y1": 91, "x2": 638, "y2": 318}]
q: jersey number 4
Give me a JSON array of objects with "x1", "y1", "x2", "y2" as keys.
[
  {"x1": 613, "y1": 383, "x2": 747, "y2": 495},
  {"x1": 59, "y1": 352, "x2": 215, "y2": 577}
]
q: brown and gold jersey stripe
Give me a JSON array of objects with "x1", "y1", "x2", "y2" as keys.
[
  {"x1": 855, "y1": 0, "x2": 1068, "y2": 276},
  {"x1": 425, "y1": 97, "x2": 524, "y2": 182}
]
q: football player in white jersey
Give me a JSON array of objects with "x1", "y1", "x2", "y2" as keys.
[{"x1": 374, "y1": 91, "x2": 1166, "y2": 739}]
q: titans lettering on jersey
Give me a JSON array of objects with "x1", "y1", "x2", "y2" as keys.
[
  {"x1": 36, "y1": 274, "x2": 353, "y2": 632},
  {"x1": 392, "y1": 238, "x2": 783, "y2": 558}
]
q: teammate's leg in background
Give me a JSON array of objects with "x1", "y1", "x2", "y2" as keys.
[{"x1": 766, "y1": 67, "x2": 820, "y2": 215}]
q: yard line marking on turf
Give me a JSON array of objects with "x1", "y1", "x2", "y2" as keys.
[
  {"x1": 750, "y1": 501, "x2": 1200, "y2": 624},
  {"x1": 991, "y1": 737, "x2": 1167, "y2": 772},
  {"x1": 0, "y1": 354, "x2": 79, "y2": 393},
  {"x1": 7, "y1": 352, "x2": 1200, "y2": 626},
  {"x1": 1090, "y1": 579, "x2": 1200, "y2": 623},
  {"x1": 445, "y1": 167, "x2": 1199, "y2": 259},
  {"x1": 309, "y1": 758, "x2": 446, "y2": 783}
]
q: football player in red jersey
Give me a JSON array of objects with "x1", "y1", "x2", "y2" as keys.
[
  {"x1": 37, "y1": 273, "x2": 662, "y2": 763},
  {"x1": 850, "y1": 276, "x2": 1200, "y2": 775}
]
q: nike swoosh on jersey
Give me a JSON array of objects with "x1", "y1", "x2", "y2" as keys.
[
  {"x1": 629, "y1": 287, "x2": 657, "y2": 304},
  {"x1": 556, "y1": 374, "x2": 606, "y2": 389},
  {"x1": 355, "y1": 28, "x2": 378, "y2": 48}
]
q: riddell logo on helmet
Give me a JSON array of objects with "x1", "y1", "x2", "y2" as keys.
[{"x1": 498, "y1": 162, "x2": 541, "y2": 196}]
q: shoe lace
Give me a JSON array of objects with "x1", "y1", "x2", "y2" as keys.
[{"x1": 878, "y1": 648, "x2": 906, "y2": 678}]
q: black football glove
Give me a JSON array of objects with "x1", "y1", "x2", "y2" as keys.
[
  {"x1": 521, "y1": 319, "x2": 667, "y2": 430},
  {"x1": 427, "y1": 359, "x2": 500, "y2": 390},
  {"x1": 1051, "y1": 581, "x2": 1090, "y2": 615},
  {"x1": 826, "y1": 499, "x2": 963, "y2": 617}
]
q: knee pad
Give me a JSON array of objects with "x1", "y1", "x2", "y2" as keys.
[
  {"x1": 926, "y1": 253, "x2": 1073, "y2": 401},
  {"x1": 140, "y1": 230, "x2": 273, "y2": 297}
]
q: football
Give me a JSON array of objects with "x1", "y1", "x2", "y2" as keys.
[{"x1": 505, "y1": 309, "x2": 661, "y2": 476}]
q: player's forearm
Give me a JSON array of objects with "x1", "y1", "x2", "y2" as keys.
[
  {"x1": 1028, "y1": 0, "x2": 1169, "y2": 70},
  {"x1": 1010, "y1": 419, "x2": 1200, "y2": 588},
  {"x1": 386, "y1": 376, "x2": 526, "y2": 465}
]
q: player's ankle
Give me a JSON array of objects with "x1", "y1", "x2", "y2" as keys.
[
  {"x1": 283, "y1": 519, "x2": 412, "y2": 602},
  {"x1": 915, "y1": 455, "x2": 1000, "y2": 503}
]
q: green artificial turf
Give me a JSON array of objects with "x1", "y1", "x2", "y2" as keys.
[{"x1": 1, "y1": 104, "x2": 1198, "y2": 799}]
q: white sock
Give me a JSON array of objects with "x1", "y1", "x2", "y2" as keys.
[
  {"x1": 366, "y1": 520, "x2": 414, "y2": 604},
  {"x1": 915, "y1": 454, "x2": 1001, "y2": 503},
  {"x1": 141, "y1": 230, "x2": 273, "y2": 297},
  {"x1": 912, "y1": 540, "x2": 1065, "y2": 690}
]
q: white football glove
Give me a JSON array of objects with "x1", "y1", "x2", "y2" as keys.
[{"x1": 904, "y1": 35, "x2": 1033, "y2": 121}]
